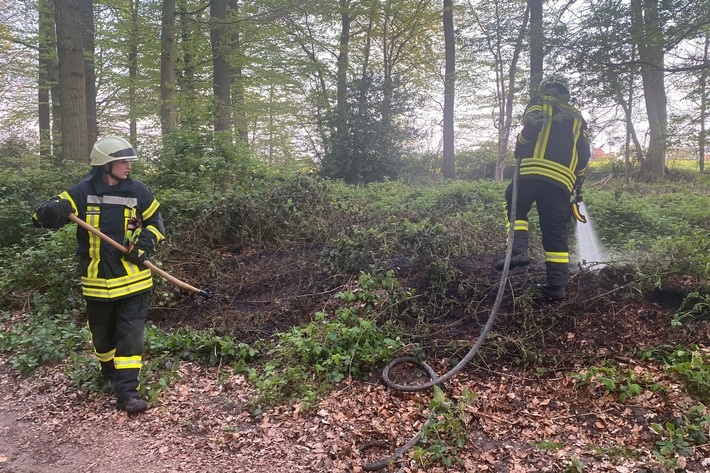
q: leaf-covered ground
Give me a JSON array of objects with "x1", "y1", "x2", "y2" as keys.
[{"x1": 1, "y1": 244, "x2": 709, "y2": 472}]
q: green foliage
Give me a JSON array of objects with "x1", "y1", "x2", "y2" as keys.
[
  {"x1": 672, "y1": 292, "x2": 710, "y2": 327},
  {"x1": 638, "y1": 346, "x2": 710, "y2": 403},
  {"x1": 0, "y1": 226, "x2": 83, "y2": 312},
  {"x1": 651, "y1": 405, "x2": 709, "y2": 468},
  {"x1": 412, "y1": 387, "x2": 477, "y2": 468},
  {"x1": 455, "y1": 142, "x2": 507, "y2": 180},
  {"x1": 569, "y1": 365, "x2": 652, "y2": 403},
  {"x1": 144, "y1": 323, "x2": 258, "y2": 367},
  {"x1": 0, "y1": 163, "x2": 84, "y2": 247},
  {"x1": 320, "y1": 75, "x2": 419, "y2": 184},
  {"x1": 157, "y1": 173, "x2": 338, "y2": 248},
  {"x1": 148, "y1": 129, "x2": 255, "y2": 193},
  {"x1": 247, "y1": 273, "x2": 404, "y2": 410},
  {"x1": 0, "y1": 310, "x2": 89, "y2": 376},
  {"x1": 586, "y1": 187, "x2": 710, "y2": 279}
]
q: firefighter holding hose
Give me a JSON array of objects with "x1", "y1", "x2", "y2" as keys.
[
  {"x1": 495, "y1": 75, "x2": 591, "y2": 301},
  {"x1": 32, "y1": 135, "x2": 165, "y2": 413}
]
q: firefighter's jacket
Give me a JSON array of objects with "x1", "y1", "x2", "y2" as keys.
[
  {"x1": 33, "y1": 173, "x2": 165, "y2": 301},
  {"x1": 514, "y1": 94, "x2": 591, "y2": 193}
]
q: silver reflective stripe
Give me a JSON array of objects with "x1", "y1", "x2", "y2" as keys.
[{"x1": 87, "y1": 195, "x2": 138, "y2": 207}]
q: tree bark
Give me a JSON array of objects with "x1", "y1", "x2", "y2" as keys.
[
  {"x1": 442, "y1": 0, "x2": 455, "y2": 179},
  {"x1": 160, "y1": 0, "x2": 177, "y2": 139},
  {"x1": 631, "y1": 0, "x2": 667, "y2": 181},
  {"x1": 79, "y1": 0, "x2": 96, "y2": 152},
  {"x1": 496, "y1": 4, "x2": 529, "y2": 182},
  {"x1": 128, "y1": 0, "x2": 140, "y2": 145},
  {"x1": 211, "y1": 0, "x2": 232, "y2": 134},
  {"x1": 54, "y1": 0, "x2": 88, "y2": 163},
  {"x1": 230, "y1": 0, "x2": 248, "y2": 143},
  {"x1": 38, "y1": 0, "x2": 55, "y2": 161},
  {"x1": 528, "y1": 0, "x2": 543, "y2": 94},
  {"x1": 336, "y1": 0, "x2": 350, "y2": 147}
]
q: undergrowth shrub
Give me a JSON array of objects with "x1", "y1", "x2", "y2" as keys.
[
  {"x1": 158, "y1": 174, "x2": 338, "y2": 248},
  {"x1": 0, "y1": 225, "x2": 82, "y2": 312},
  {"x1": 147, "y1": 129, "x2": 254, "y2": 193},
  {"x1": 323, "y1": 217, "x2": 464, "y2": 296},
  {"x1": 247, "y1": 272, "x2": 405, "y2": 410},
  {"x1": 0, "y1": 310, "x2": 89, "y2": 375}
]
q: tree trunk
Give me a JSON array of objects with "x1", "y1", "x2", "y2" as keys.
[
  {"x1": 211, "y1": 0, "x2": 232, "y2": 134},
  {"x1": 335, "y1": 0, "x2": 350, "y2": 146},
  {"x1": 178, "y1": 0, "x2": 198, "y2": 129},
  {"x1": 128, "y1": 0, "x2": 140, "y2": 145},
  {"x1": 160, "y1": 0, "x2": 177, "y2": 139},
  {"x1": 54, "y1": 0, "x2": 88, "y2": 163},
  {"x1": 230, "y1": 0, "x2": 248, "y2": 143},
  {"x1": 631, "y1": 0, "x2": 667, "y2": 182},
  {"x1": 442, "y1": 0, "x2": 455, "y2": 179},
  {"x1": 699, "y1": 34, "x2": 708, "y2": 174},
  {"x1": 496, "y1": 4, "x2": 529, "y2": 182},
  {"x1": 79, "y1": 0, "x2": 96, "y2": 152},
  {"x1": 528, "y1": 0, "x2": 543, "y2": 94},
  {"x1": 38, "y1": 0, "x2": 55, "y2": 161}
]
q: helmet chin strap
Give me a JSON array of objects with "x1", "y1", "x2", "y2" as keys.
[{"x1": 103, "y1": 162, "x2": 127, "y2": 184}]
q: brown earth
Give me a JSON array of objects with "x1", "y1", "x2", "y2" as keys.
[{"x1": 1, "y1": 244, "x2": 709, "y2": 472}]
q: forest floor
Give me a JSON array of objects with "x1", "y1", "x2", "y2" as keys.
[{"x1": 1, "y1": 243, "x2": 709, "y2": 472}]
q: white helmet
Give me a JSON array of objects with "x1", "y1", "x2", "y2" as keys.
[{"x1": 90, "y1": 135, "x2": 139, "y2": 166}]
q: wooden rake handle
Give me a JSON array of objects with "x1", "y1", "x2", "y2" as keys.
[{"x1": 68, "y1": 213, "x2": 211, "y2": 299}]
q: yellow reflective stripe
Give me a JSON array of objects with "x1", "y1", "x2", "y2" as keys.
[
  {"x1": 142, "y1": 199, "x2": 160, "y2": 220},
  {"x1": 81, "y1": 270, "x2": 153, "y2": 299},
  {"x1": 545, "y1": 251, "x2": 569, "y2": 264},
  {"x1": 86, "y1": 205, "x2": 101, "y2": 278},
  {"x1": 517, "y1": 132, "x2": 533, "y2": 145},
  {"x1": 519, "y1": 158, "x2": 577, "y2": 192},
  {"x1": 570, "y1": 118, "x2": 582, "y2": 171},
  {"x1": 114, "y1": 355, "x2": 142, "y2": 370},
  {"x1": 514, "y1": 220, "x2": 529, "y2": 231},
  {"x1": 94, "y1": 348, "x2": 116, "y2": 363},
  {"x1": 145, "y1": 225, "x2": 165, "y2": 242},
  {"x1": 58, "y1": 191, "x2": 78, "y2": 214},
  {"x1": 533, "y1": 102, "x2": 553, "y2": 159}
]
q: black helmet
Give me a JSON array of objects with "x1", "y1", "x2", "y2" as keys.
[{"x1": 539, "y1": 74, "x2": 570, "y2": 95}]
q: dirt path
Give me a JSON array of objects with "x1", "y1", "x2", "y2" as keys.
[{"x1": 2, "y1": 352, "x2": 709, "y2": 473}]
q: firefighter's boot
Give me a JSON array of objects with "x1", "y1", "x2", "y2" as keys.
[
  {"x1": 99, "y1": 360, "x2": 115, "y2": 394},
  {"x1": 116, "y1": 394, "x2": 148, "y2": 413},
  {"x1": 535, "y1": 262, "x2": 569, "y2": 300},
  {"x1": 495, "y1": 230, "x2": 530, "y2": 271},
  {"x1": 113, "y1": 368, "x2": 147, "y2": 413}
]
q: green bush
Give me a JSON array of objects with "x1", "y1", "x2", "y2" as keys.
[{"x1": 247, "y1": 272, "x2": 403, "y2": 409}]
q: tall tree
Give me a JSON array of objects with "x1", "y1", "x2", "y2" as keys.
[
  {"x1": 211, "y1": 0, "x2": 232, "y2": 134},
  {"x1": 54, "y1": 0, "x2": 88, "y2": 162},
  {"x1": 442, "y1": 0, "x2": 455, "y2": 179},
  {"x1": 631, "y1": 0, "x2": 667, "y2": 181},
  {"x1": 528, "y1": 0, "x2": 543, "y2": 94},
  {"x1": 160, "y1": 0, "x2": 177, "y2": 139},
  {"x1": 38, "y1": 0, "x2": 56, "y2": 161},
  {"x1": 79, "y1": 0, "x2": 96, "y2": 151}
]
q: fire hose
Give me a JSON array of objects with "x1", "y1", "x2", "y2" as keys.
[
  {"x1": 67, "y1": 213, "x2": 212, "y2": 299},
  {"x1": 359, "y1": 159, "x2": 522, "y2": 471}
]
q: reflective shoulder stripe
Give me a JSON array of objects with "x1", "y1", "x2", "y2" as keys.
[
  {"x1": 87, "y1": 195, "x2": 138, "y2": 207},
  {"x1": 58, "y1": 191, "x2": 78, "y2": 214},
  {"x1": 142, "y1": 198, "x2": 160, "y2": 220},
  {"x1": 145, "y1": 224, "x2": 165, "y2": 242}
]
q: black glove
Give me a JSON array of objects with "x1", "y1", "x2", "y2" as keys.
[
  {"x1": 33, "y1": 198, "x2": 74, "y2": 228},
  {"x1": 125, "y1": 234, "x2": 155, "y2": 266},
  {"x1": 125, "y1": 246, "x2": 148, "y2": 266}
]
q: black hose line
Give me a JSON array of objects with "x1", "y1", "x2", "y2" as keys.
[{"x1": 360, "y1": 159, "x2": 521, "y2": 471}]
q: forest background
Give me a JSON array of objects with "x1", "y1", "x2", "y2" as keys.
[{"x1": 0, "y1": 0, "x2": 709, "y2": 472}]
